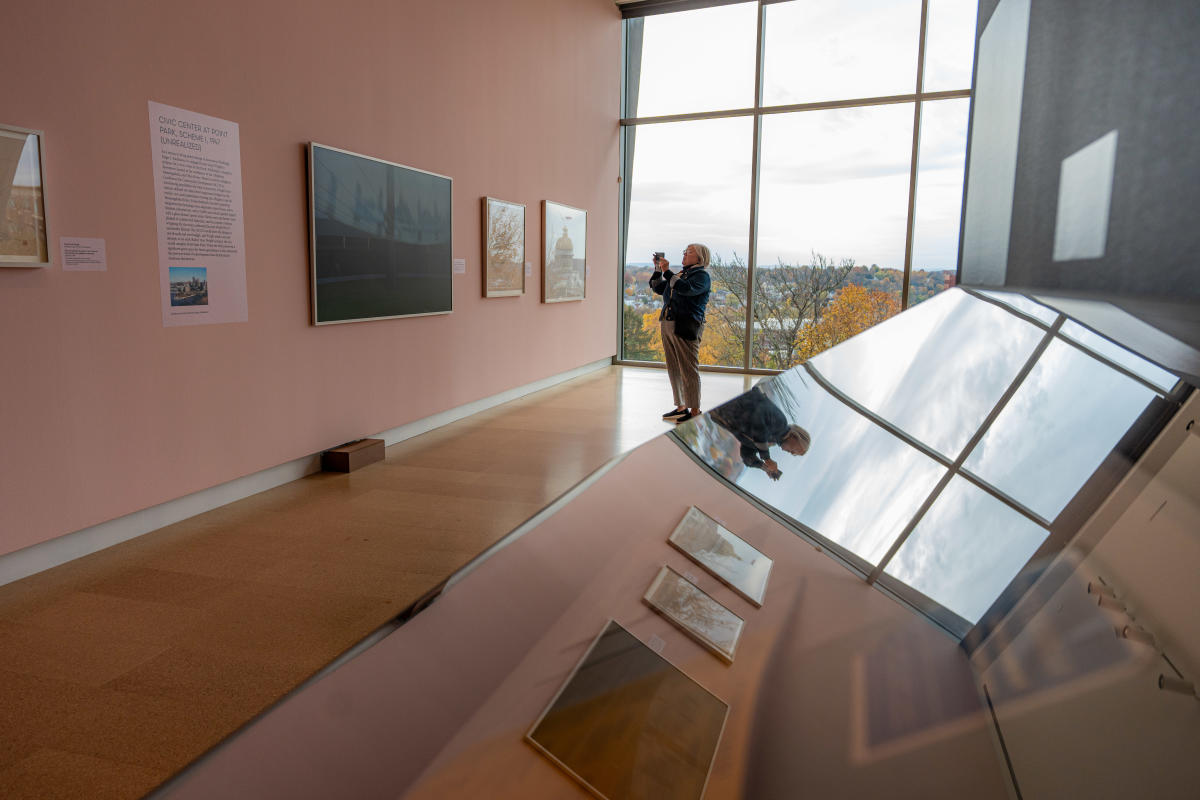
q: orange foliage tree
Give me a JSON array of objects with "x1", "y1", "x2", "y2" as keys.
[
  {"x1": 795, "y1": 284, "x2": 899, "y2": 361},
  {"x1": 640, "y1": 310, "x2": 665, "y2": 360},
  {"x1": 639, "y1": 310, "x2": 746, "y2": 367}
]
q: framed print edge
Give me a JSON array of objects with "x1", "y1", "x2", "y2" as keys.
[
  {"x1": 643, "y1": 565, "x2": 744, "y2": 664},
  {"x1": 524, "y1": 619, "x2": 637, "y2": 800},
  {"x1": 483, "y1": 196, "x2": 525, "y2": 298},
  {"x1": 667, "y1": 506, "x2": 771, "y2": 608},
  {"x1": 308, "y1": 143, "x2": 319, "y2": 324},
  {"x1": 525, "y1": 618, "x2": 729, "y2": 800},
  {"x1": 0, "y1": 124, "x2": 50, "y2": 268}
]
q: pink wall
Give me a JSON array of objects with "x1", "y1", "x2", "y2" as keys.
[{"x1": 0, "y1": 0, "x2": 621, "y2": 556}]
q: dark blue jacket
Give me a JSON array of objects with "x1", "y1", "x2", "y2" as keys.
[{"x1": 649, "y1": 266, "x2": 711, "y2": 340}]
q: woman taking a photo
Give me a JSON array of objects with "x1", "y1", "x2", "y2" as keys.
[{"x1": 650, "y1": 243, "x2": 712, "y2": 424}]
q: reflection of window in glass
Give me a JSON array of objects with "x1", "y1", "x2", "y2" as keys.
[
  {"x1": 704, "y1": 370, "x2": 946, "y2": 563},
  {"x1": 628, "y1": 3, "x2": 758, "y2": 118},
  {"x1": 909, "y1": 98, "x2": 970, "y2": 306},
  {"x1": 963, "y1": 339, "x2": 1159, "y2": 521},
  {"x1": 762, "y1": 0, "x2": 922, "y2": 106},
  {"x1": 810, "y1": 290, "x2": 1044, "y2": 458},
  {"x1": 922, "y1": 0, "x2": 979, "y2": 92},
  {"x1": 976, "y1": 289, "x2": 1061, "y2": 325},
  {"x1": 885, "y1": 476, "x2": 1048, "y2": 623},
  {"x1": 1060, "y1": 320, "x2": 1178, "y2": 392},
  {"x1": 622, "y1": 118, "x2": 751, "y2": 365},
  {"x1": 15, "y1": 135, "x2": 43, "y2": 188}
]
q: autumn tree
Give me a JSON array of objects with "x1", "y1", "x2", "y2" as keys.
[
  {"x1": 706, "y1": 251, "x2": 856, "y2": 370},
  {"x1": 795, "y1": 284, "x2": 900, "y2": 361},
  {"x1": 639, "y1": 309, "x2": 665, "y2": 360},
  {"x1": 634, "y1": 306, "x2": 740, "y2": 366},
  {"x1": 622, "y1": 305, "x2": 659, "y2": 361},
  {"x1": 698, "y1": 314, "x2": 745, "y2": 367}
]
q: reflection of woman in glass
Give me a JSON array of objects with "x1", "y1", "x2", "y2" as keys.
[
  {"x1": 710, "y1": 386, "x2": 810, "y2": 481},
  {"x1": 651, "y1": 244, "x2": 712, "y2": 424}
]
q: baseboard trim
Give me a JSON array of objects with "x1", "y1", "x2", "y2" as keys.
[{"x1": 0, "y1": 357, "x2": 613, "y2": 588}]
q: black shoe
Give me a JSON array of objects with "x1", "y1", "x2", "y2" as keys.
[
  {"x1": 662, "y1": 407, "x2": 687, "y2": 420},
  {"x1": 673, "y1": 410, "x2": 697, "y2": 424}
]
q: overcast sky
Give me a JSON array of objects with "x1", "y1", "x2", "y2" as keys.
[{"x1": 624, "y1": 0, "x2": 976, "y2": 270}]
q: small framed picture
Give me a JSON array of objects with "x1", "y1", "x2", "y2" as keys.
[
  {"x1": 542, "y1": 200, "x2": 585, "y2": 303},
  {"x1": 482, "y1": 196, "x2": 525, "y2": 297},
  {"x1": 643, "y1": 565, "x2": 745, "y2": 664},
  {"x1": 668, "y1": 506, "x2": 772, "y2": 606},
  {"x1": 0, "y1": 124, "x2": 49, "y2": 267}
]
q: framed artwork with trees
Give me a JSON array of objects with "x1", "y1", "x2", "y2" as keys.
[{"x1": 482, "y1": 196, "x2": 525, "y2": 297}]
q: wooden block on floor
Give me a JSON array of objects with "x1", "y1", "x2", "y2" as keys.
[{"x1": 320, "y1": 439, "x2": 384, "y2": 473}]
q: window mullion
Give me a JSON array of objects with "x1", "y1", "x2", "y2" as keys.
[
  {"x1": 901, "y1": 0, "x2": 931, "y2": 309},
  {"x1": 744, "y1": 0, "x2": 767, "y2": 371},
  {"x1": 867, "y1": 316, "x2": 1066, "y2": 584}
]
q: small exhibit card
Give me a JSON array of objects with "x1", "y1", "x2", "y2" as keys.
[{"x1": 61, "y1": 237, "x2": 107, "y2": 271}]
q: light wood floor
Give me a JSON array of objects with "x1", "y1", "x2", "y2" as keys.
[{"x1": 0, "y1": 365, "x2": 752, "y2": 800}]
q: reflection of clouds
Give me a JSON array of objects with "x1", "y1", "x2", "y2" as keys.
[
  {"x1": 1060, "y1": 320, "x2": 1178, "y2": 391},
  {"x1": 977, "y1": 290, "x2": 1060, "y2": 324},
  {"x1": 674, "y1": 513, "x2": 771, "y2": 602},
  {"x1": 679, "y1": 284, "x2": 1158, "y2": 625},
  {"x1": 964, "y1": 339, "x2": 1157, "y2": 520},
  {"x1": 887, "y1": 476, "x2": 1048, "y2": 622},
  {"x1": 730, "y1": 370, "x2": 945, "y2": 562},
  {"x1": 811, "y1": 290, "x2": 1044, "y2": 457}
]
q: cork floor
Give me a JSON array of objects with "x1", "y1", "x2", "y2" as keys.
[{"x1": 0, "y1": 365, "x2": 752, "y2": 800}]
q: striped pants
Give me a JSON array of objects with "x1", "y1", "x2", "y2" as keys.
[{"x1": 661, "y1": 319, "x2": 704, "y2": 410}]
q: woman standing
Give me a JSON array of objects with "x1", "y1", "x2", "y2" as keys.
[{"x1": 650, "y1": 243, "x2": 712, "y2": 424}]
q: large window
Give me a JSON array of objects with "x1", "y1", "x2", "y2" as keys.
[{"x1": 620, "y1": 0, "x2": 977, "y2": 371}]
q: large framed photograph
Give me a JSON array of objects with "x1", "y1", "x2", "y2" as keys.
[
  {"x1": 308, "y1": 143, "x2": 452, "y2": 324},
  {"x1": 0, "y1": 124, "x2": 49, "y2": 267},
  {"x1": 668, "y1": 506, "x2": 773, "y2": 607},
  {"x1": 482, "y1": 196, "x2": 524, "y2": 297},
  {"x1": 542, "y1": 200, "x2": 585, "y2": 303},
  {"x1": 643, "y1": 566, "x2": 745, "y2": 664},
  {"x1": 527, "y1": 620, "x2": 728, "y2": 800}
]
